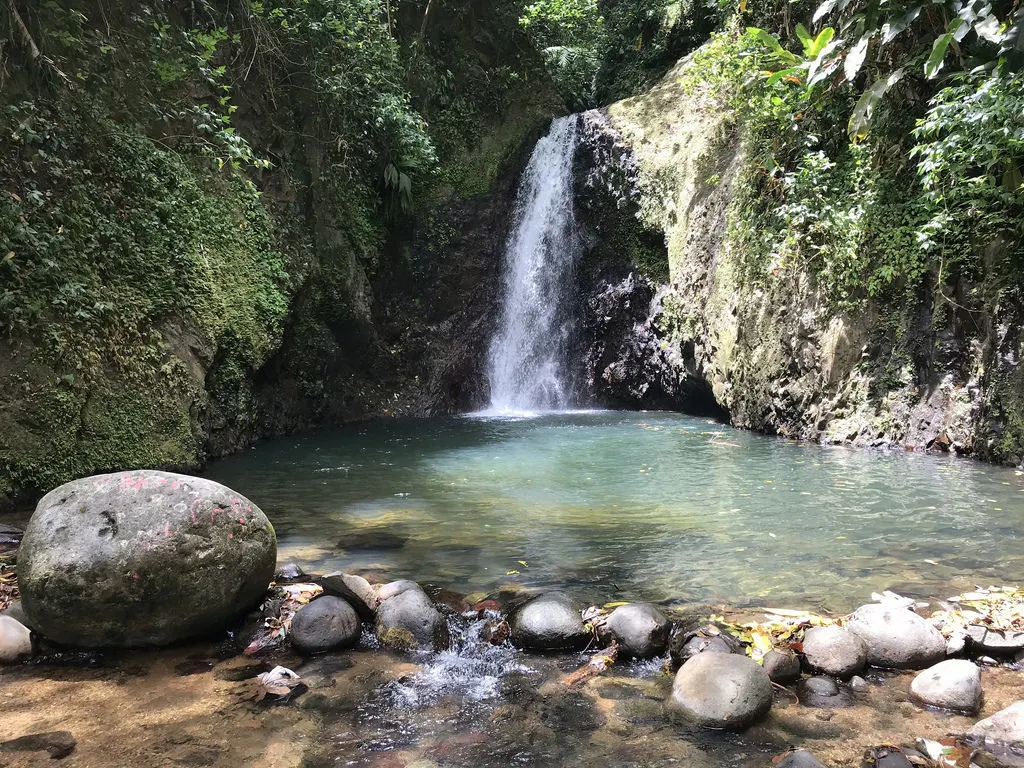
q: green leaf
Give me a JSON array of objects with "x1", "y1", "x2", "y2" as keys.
[
  {"x1": 881, "y1": 6, "x2": 921, "y2": 44},
  {"x1": 844, "y1": 33, "x2": 871, "y2": 82},
  {"x1": 765, "y1": 66, "x2": 805, "y2": 86},
  {"x1": 925, "y1": 32, "x2": 955, "y2": 78},
  {"x1": 848, "y1": 68, "x2": 905, "y2": 141},
  {"x1": 813, "y1": 0, "x2": 839, "y2": 23},
  {"x1": 806, "y1": 27, "x2": 836, "y2": 59},
  {"x1": 795, "y1": 23, "x2": 813, "y2": 48}
]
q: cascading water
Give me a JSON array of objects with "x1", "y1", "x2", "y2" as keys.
[{"x1": 485, "y1": 116, "x2": 581, "y2": 414}]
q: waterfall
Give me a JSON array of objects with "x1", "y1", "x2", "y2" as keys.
[{"x1": 486, "y1": 116, "x2": 581, "y2": 414}]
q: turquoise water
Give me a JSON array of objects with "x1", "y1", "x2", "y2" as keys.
[{"x1": 207, "y1": 411, "x2": 1024, "y2": 613}]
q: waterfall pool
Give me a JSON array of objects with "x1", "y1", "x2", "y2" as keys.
[{"x1": 207, "y1": 411, "x2": 1024, "y2": 614}]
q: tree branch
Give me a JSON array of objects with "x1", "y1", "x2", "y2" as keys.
[{"x1": 7, "y1": 0, "x2": 40, "y2": 62}]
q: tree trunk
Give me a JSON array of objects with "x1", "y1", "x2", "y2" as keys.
[
  {"x1": 7, "y1": 0, "x2": 40, "y2": 62},
  {"x1": 419, "y1": 0, "x2": 436, "y2": 40}
]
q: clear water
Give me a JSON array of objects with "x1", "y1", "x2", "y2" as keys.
[
  {"x1": 206, "y1": 411, "x2": 1024, "y2": 613},
  {"x1": 486, "y1": 116, "x2": 582, "y2": 412}
]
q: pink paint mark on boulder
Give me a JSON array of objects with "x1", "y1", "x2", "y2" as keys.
[
  {"x1": 238, "y1": 518, "x2": 245, "y2": 525},
  {"x1": 164, "y1": 521, "x2": 170, "y2": 537},
  {"x1": 227, "y1": 533, "x2": 233, "y2": 540}
]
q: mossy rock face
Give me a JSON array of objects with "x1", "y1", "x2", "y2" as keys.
[{"x1": 18, "y1": 470, "x2": 276, "y2": 648}]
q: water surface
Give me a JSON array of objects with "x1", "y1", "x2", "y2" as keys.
[{"x1": 207, "y1": 411, "x2": 1024, "y2": 612}]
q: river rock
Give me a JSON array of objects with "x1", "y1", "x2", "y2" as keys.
[
  {"x1": 910, "y1": 659, "x2": 982, "y2": 713},
  {"x1": 847, "y1": 603, "x2": 946, "y2": 669},
  {"x1": 17, "y1": 471, "x2": 277, "y2": 648},
  {"x1": 802, "y1": 625, "x2": 867, "y2": 677},
  {"x1": 0, "y1": 731, "x2": 76, "y2": 760},
  {"x1": 321, "y1": 572, "x2": 379, "y2": 620},
  {"x1": 967, "y1": 626, "x2": 1024, "y2": 656},
  {"x1": 669, "y1": 652, "x2": 772, "y2": 729},
  {"x1": 776, "y1": 749, "x2": 827, "y2": 768},
  {"x1": 968, "y1": 701, "x2": 1024, "y2": 748},
  {"x1": 375, "y1": 581, "x2": 449, "y2": 651},
  {"x1": 510, "y1": 592, "x2": 588, "y2": 651},
  {"x1": 0, "y1": 616, "x2": 31, "y2": 662},
  {"x1": 763, "y1": 648, "x2": 802, "y2": 684},
  {"x1": 290, "y1": 596, "x2": 361, "y2": 654},
  {"x1": 675, "y1": 626, "x2": 743, "y2": 664},
  {"x1": 605, "y1": 603, "x2": 670, "y2": 658}
]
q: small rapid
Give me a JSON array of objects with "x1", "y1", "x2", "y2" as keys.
[{"x1": 486, "y1": 116, "x2": 582, "y2": 414}]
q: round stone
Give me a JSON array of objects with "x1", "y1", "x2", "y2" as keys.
[
  {"x1": 511, "y1": 592, "x2": 588, "y2": 651},
  {"x1": 909, "y1": 659, "x2": 982, "y2": 714},
  {"x1": 846, "y1": 603, "x2": 946, "y2": 669},
  {"x1": 18, "y1": 470, "x2": 276, "y2": 648},
  {"x1": 605, "y1": 603, "x2": 671, "y2": 658},
  {"x1": 763, "y1": 647, "x2": 802, "y2": 684},
  {"x1": 0, "y1": 615, "x2": 32, "y2": 663},
  {"x1": 669, "y1": 651, "x2": 772, "y2": 730},
  {"x1": 802, "y1": 625, "x2": 867, "y2": 678},
  {"x1": 375, "y1": 582, "x2": 449, "y2": 651},
  {"x1": 290, "y1": 596, "x2": 361, "y2": 654}
]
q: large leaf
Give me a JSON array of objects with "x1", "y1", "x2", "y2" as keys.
[
  {"x1": 748, "y1": 27, "x2": 800, "y2": 66},
  {"x1": 765, "y1": 66, "x2": 805, "y2": 86},
  {"x1": 806, "y1": 27, "x2": 836, "y2": 58},
  {"x1": 814, "y1": 0, "x2": 839, "y2": 23},
  {"x1": 881, "y1": 6, "x2": 922, "y2": 44},
  {"x1": 795, "y1": 22, "x2": 814, "y2": 50},
  {"x1": 925, "y1": 31, "x2": 955, "y2": 78},
  {"x1": 807, "y1": 38, "x2": 842, "y2": 85},
  {"x1": 844, "y1": 32, "x2": 872, "y2": 81},
  {"x1": 848, "y1": 68, "x2": 905, "y2": 141}
]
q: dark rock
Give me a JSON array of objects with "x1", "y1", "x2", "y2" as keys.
[
  {"x1": 0, "y1": 731, "x2": 76, "y2": 759},
  {"x1": 510, "y1": 592, "x2": 588, "y2": 651},
  {"x1": 0, "y1": 615, "x2": 32, "y2": 662},
  {"x1": 674, "y1": 626, "x2": 742, "y2": 665},
  {"x1": 968, "y1": 626, "x2": 1024, "y2": 656},
  {"x1": 17, "y1": 471, "x2": 276, "y2": 648},
  {"x1": 336, "y1": 530, "x2": 407, "y2": 551},
  {"x1": 847, "y1": 603, "x2": 946, "y2": 669},
  {"x1": 776, "y1": 748, "x2": 827, "y2": 768},
  {"x1": 669, "y1": 652, "x2": 772, "y2": 730},
  {"x1": 375, "y1": 581, "x2": 449, "y2": 651},
  {"x1": 290, "y1": 596, "x2": 361, "y2": 654},
  {"x1": 763, "y1": 648, "x2": 802, "y2": 684},
  {"x1": 0, "y1": 523, "x2": 22, "y2": 552},
  {"x1": 802, "y1": 625, "x2": 867, "y2": 678},
  {"x1": 320, "y1": 573, "x2": 379, "y2": 621},
  {"x1": 798, "y1": 676, "x2": 856, "y2": 708},
  {"x1": 604, "y1": 603, "x2": 671, "y2": 658},
  {"x1": 277, "y1": 563, "x2": 304, "y2": 581},
  {"x1": 909, "y1": 659, "x2": 981, "y2": 713},
  {"x1": 863, "y1": 746, "x2": 913, "y2": 768}
]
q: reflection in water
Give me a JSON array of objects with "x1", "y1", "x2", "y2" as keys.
[{"x1": 206, "y1": 411, "x2": 1024, "y2": 613}]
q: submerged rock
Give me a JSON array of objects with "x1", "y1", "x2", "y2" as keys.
[
  {"x1": 968, "y1": 701, "x2": 1024, "y2": 748},
  {"x1": 290, "y1": 596, "x2": 361, "y2": 655},
  {"x1": 910, "y1": 659, "x2": 981, "y2": 713},
  {"x1": 604, "y1": 603, "x2": 670, "y2": 658},
  {"x1": 0, "y1": 731, "x2": 76, "y2": 760},
  {"x1": 801, "y1": 625, "x2": 867, "y2": 678},
  {"x1": 18, "y1": 471, "x2": 277, "y2": 648},
  {"x1": 669, "y1": 652, "x2": 772, "y2": 730},
  {"x1": 776, "y1": 749, "x2": 827, "y2": 768},
  {"x1": 847, "y1": 603, "x2": 946, "y2": 669},
  {"x1": 375, "y1": 581, "x2": 448, "y2": 651},
  {"x1": 0, "y1": 616, "x2": 31, "y2": 663},
  {"x1": 797, "y1": 676, "x2": 856, "y2": 708},
  {"x1": 672, "y1": 625, "x2": 743, "y2": 666},
  {"x1": 763, "y1": 648, "x2": 802, "y2": 684},
  {"x1": 510, "y1": 592, "x2": 588, "y2": 651}
]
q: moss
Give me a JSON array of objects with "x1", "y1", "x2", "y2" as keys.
[{"x1": 377, "y1": 626, "x2": 417, "y2": 651}]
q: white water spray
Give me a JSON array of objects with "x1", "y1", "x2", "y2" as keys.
[{"x1": 485, "y1": 116, "x2": 581, "y2": 414}]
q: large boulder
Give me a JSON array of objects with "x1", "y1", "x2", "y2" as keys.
[
  {"x1": 290, "y1": 596, "x2": 361, "y2": 655},
  {"x1": 968, "y1": 701, "x2": 1024, "y2": 748},
  {"x1": 801, "y1": 625, "x2": 867, "y2": 678},
  {"x1": 909, "y1": 659, "x2": 981, "y2": 713},
  {"x1": 846, "y1": 604, "x2": 946, "y2": 669},
  {"x1": 669, "y1": 652, "x2": 772, "y2": 729},
  {"x1": 510, "y1": 592, "x2": 589, "y2": 651},
  {"x1": 17, "y1": 471, "x2": 276, "y2": 648},
  {"x1": 605, "y1": 603, "x2": 671, "y2": 658},
  {"x1": 375, "y1": 581, "x2": 449, "y2": 651}
]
